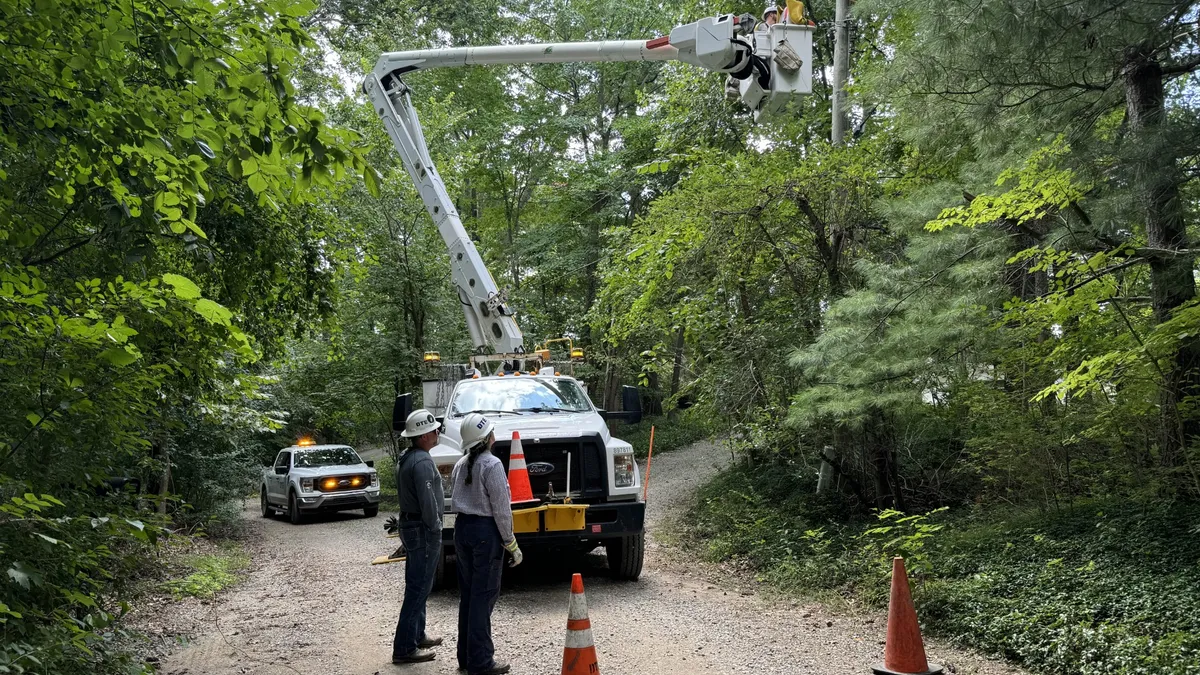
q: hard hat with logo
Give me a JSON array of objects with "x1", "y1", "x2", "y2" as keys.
[
  {"x1": 400, "y1": 409, "x2": 440, "y2": 438},
  {"x1": 459, "y1": 412, "x2": 495, "y2": 450},
  {"x1": 762, "y1": 4, "x2": 778, "y2": 19}
]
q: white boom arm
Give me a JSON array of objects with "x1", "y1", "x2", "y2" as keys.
[{"x1": 363, "y1": 15, "x2": 812, "y2": 355}]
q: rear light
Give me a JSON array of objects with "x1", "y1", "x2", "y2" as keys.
[
  {"x1": 437, "y1": 464, "x2": 454, "y2": 497},
  {"x1": 614, "y1": 453, "x2": 635, "y2": 488}
]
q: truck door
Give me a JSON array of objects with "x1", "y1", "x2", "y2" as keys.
[{"x1": 270, "y1": 451, "x2": 291, "y2": 502}]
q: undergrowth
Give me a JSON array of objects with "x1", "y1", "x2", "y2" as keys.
[
  {"x1": 685, "y1": 461, "x2": 1200, "y2": 675},
  {"x1": 159, "y1": 544, "x2": 249, "y2": 600},
  {"x1": 618, "y1": 409, "x2": 715, "y2": 459}
]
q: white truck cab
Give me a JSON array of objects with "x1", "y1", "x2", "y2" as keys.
[{"x1": 398, "y1": 370, "x2": 646, "y2": 583}]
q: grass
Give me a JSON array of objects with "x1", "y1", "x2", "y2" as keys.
[
  {"x1": 159, "y1": 542, "x2": 250, "y2": 600},
  {"x1": 684, "y1": 460, "x2": 1200, "y2": 675}
]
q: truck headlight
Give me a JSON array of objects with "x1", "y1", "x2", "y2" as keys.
[
  {"x1": 300, "y1": 478, "x2": 314, "y2": 492},
  {"x1": 614, "y1": 452, "x2": 635, "y2": 488},
  {"x1": 370, "y1": 471, "x2": 379, "y2": 487},
  {"x1": 437, "y1": 464, "x2": 454, "y2": 497}
]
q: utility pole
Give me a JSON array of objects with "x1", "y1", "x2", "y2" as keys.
[{"x1": 831, "y1": 0, "x2": 850, "y2": 145}]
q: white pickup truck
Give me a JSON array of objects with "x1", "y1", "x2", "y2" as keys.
[
  {"x1": 405, "y1": 371, "x2": 645, "y2": 586},
  {"x1": 260, "y1": 444, "x2": 381, "y2": 524}
]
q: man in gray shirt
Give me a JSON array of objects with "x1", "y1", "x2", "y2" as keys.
[{"x1": 392, "y1": 409, "x2": 445, "y2": 665}]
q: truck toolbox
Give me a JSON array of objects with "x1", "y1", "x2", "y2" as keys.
[{"x1": 512, "y1": 503, "x2": 590, "y2": 533}]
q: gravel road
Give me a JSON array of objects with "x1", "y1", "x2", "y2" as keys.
[{"x1": 144, "y1": 440, "x2": 1023, "y2": 675}]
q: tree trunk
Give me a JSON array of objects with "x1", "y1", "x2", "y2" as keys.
[
  {"x1": 669, "y1": 325, "x2": 685, "y2": 398},
  {"x1": 1124, "y1": 45, "x2": 1200, "y2": 467}
]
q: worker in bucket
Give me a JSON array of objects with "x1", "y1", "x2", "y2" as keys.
[
  {"x1": 451, "y1": 413, "x2": 523, "y2": 675},
  {"x1": 390, "y1": 409, "x2": 446, "y2": 665},
  {"x1": 761, "y1": 5, "x2": 779, "y2": 27}
]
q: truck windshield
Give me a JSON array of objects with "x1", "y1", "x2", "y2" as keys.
[
  {"x1": 294, "y1": 447, "x2": 361, "y2": 467},
  {"x1": 450, "y1": 379, "x2": 592, "y2": 417}
]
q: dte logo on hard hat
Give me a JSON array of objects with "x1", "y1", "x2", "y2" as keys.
[{"x1": 476, "y1": 420, "x2": 486, "y2": 429}]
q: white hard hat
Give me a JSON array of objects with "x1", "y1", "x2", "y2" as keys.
[
  {"x1": 459, "y1": 413, "x2": 495, "y2": 450},
  {"x1": 400, "y1": 409, "x2": 440, "y2": 438},
  {"x1": 762, "y1": 5, "x2": 778, "y2": 18}
]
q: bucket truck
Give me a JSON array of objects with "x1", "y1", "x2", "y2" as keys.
[{"x1": 364, "y1": 14, "x2": 813, "y2": 584}]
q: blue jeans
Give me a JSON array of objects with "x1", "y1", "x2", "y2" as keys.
[
  {"x1": 454, "y1": 514, "x2": 504, "y2": 673},
  {"x1": 392, "y1": 521, "x2": 441, "y2": 658}
]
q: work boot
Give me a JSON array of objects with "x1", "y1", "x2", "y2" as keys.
[
  {"x1": 418, "y1": 635, "x2": 443, "y2": 648},
  {"x1": 470, "y1": 662, "x2": 510, "y2": 675},
  {"x1": 392, "y1": 649, "x2": 436, "y2": 664}
]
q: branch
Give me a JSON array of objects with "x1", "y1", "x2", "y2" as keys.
[
  {"x1": 23, "y1": 235, "x2": 94, "y2": 267},
  {"x1": 1162, "y1": 53, "x2": 1200, "y2": 76}
]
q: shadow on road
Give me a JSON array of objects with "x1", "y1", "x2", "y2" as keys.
[{"x1": 432, "y1": 549, "x2": 614, "y2": 597}]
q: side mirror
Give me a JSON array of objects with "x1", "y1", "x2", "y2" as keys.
[
  {"x1": 364, "y1": 460, "x2": 375, "y2": 468},
  {"x1": 392, "y1": 392, "x2": 413, "y2": 433},
  {"x1": 621, "y1": 385, "x2": 643, "y2": 425},
  {"x1": 274, "y1": 466, "x2": 287, "y2": 475}
]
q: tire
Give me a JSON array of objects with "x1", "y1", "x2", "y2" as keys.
[
  {"x1": 432, "y1": 545, "x2": 449, "y2": 590},
  {"x1": 606, "y1": 532, "x2": 645, "y2": 581},
  {"x1": 288, "y1": 490, "x2": 304, "y2": 525},
  {"x1": 260, "y1": 487, "x2": 272, "y2": 518},
  {"x1": 364, "y1": 505, "x2": 379, "y2": 518}
]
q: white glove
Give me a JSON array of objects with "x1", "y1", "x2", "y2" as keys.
[{"x1": 504, "y1": 539, "x2": 523, "y2": 567}]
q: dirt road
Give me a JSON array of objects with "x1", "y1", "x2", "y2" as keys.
[{"x1": 148, "y1": 441, "x2": 1021, "y2": 675}]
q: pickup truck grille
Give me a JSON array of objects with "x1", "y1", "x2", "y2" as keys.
[
  {"x1": 490, "y1": 433, "x2": 607, "y2": 502},
  {"x1": 315, "y1": 474, "x2": 371, "y2": 492}
]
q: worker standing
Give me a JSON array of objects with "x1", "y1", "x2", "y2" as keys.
[
  {"x1": 451, "y1": 413, "x2": 523, "y2": 675},
  {"x1": 391, "y1": 409, "x2": 446, "y2": 665}
]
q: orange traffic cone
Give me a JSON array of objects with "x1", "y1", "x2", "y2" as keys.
[
  {"x1": 873, "y1": 557, "x2": 943, "y2": 675},
  {"x1": 508, "y1": 431, "x2": 539, "y2": 508},
  {"x1": 561, "y1": 573, "x2": 600, "y2": 675}
]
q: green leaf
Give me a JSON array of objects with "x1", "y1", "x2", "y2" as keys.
[
  {"x1": 162, "y1": 273, "x2": 202, "y2": 300},
  {"x1": 284, "y1": 0, "x2": 319, "y2": 16},
  {"x1": 248, "y1": 173, "x2": 268, "y2": 194},
  {"x1": 192, "y1": 298, "x2": 233, "y2": 325},
  {"x1": 99, "y1": 347, "x2": 139, "y2": 367},
  {"x1": 7, "y1": 565, "x2": 30, "y2": 589},
  {"x1": 364, "y1": 166, "x2": 382, "y2": 198}
]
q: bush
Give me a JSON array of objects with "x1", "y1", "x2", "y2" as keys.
[
  {"x1": 0, "y1": 481, "x2": 166, "y2": 675},
  {"x1": 686, "y1": 461, "x2": 1200, "y2": 674},
  {"x1": 617, "y1": 409, "x2": 717, "y2": 459}
]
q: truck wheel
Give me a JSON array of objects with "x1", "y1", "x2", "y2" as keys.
[
  {"x1": 432, "y1": 546, "x2": 449, "y2": 590},
  {"x1": 288, "y1": 490, "x2": 304, "y2": 525},
  {"x1": 260, "y1": 487, "x2": 272, "y2": 518},
  {"x1": 364, "y1": 505, "x2": 379, "y2": 517},
  {"x1": 606, "y1": 532, "x2": 645, "y2": 581}
]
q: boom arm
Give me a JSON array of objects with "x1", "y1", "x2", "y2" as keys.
[{"x1": 363, "y1": 15, "x2": 812, "y2": 354}]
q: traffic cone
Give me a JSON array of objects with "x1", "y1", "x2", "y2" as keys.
[
  {"x1": 561, "y1": 573, "x2": 600, "y2": 675},
  {"x1": 872, "y1": 557, "x2": 943, "y2": 675},
  {"x1": 508, "y1": 431, "x2": 540, "y2": 508}
]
